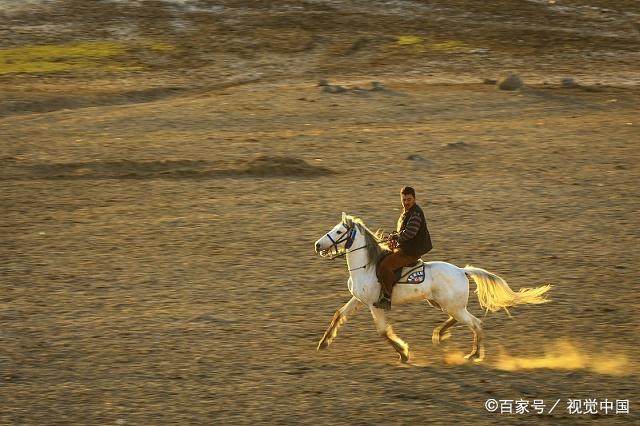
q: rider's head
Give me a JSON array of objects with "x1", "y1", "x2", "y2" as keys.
[{"x1": 400, "y1": 186, "x2": 416, "y2": 210}]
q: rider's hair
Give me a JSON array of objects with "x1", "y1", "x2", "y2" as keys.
[{"x1": 400, "y1": 186, "x2": 416, "y2": 197}]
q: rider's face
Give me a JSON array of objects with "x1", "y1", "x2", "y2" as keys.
[{"x1": 401, "y1": 193, "x2": 416, "y2": 210}]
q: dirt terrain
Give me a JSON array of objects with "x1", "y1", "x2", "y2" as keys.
[{"x1": 1, "y1": 1, "x2": 640, "y2": 424}]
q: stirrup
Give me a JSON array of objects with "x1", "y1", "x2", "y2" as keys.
[{"x1": 373, "y1": 295, "x2": 392, "y2": 311}]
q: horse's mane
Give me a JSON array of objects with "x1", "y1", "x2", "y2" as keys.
[{"x1": 345, "y1": 214, "x2": 390, "y2": 266}]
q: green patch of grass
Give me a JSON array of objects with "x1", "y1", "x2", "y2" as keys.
[
  {"x1": 396, "y1": 35, "x2": 423, "y2": 46},
  {"x1": 0, "y1": 41, "x2": 173, "y2": 75},
  {"x1": 394, "y1": 36, "x2": 474, "y2": 54}
]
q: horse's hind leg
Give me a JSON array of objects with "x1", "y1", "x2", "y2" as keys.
[
  {"x1": 452, "y1": 308, "x2": 484, "y2": 361},
  {"x1": 370, "y1": 306, "x2": 410, "y2": 363},
  {"x1": 317, "y1": 296, "x2": 362, "y2": 350},
  {"x1": 432, "y1": 316, "x2": 457, "y2": 346}
]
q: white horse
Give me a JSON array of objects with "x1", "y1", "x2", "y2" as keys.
[{"x1": 314, "y1": 213, "x2": 552, "y2": 363}]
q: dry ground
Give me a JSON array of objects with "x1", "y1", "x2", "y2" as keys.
[{"x1": 1, "y1": 1, "x2": 640, "y2": 424}]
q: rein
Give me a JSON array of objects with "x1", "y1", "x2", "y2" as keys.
[
  {"x1": 324, "y1": 223, "x2": 375, "y2": 272},
  {"x1": 327, "y1": 245, "x2": 370, "y2": 271}
]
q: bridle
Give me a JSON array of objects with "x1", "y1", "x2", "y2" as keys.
[{"x1": 323, "y1": 222, "x2": 370, "y2": 271}]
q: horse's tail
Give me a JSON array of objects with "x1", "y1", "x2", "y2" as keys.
[{"x1": 463, "y1": 265, "x2": 552, "y2": 315}]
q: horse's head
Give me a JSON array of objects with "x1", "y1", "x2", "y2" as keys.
[{"x1": 314, "y1": 212, "x2": 357, "y2": 258}]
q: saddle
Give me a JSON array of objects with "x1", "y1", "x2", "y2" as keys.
[{"x1": 377, "y1": 251, "x2": 426, "y2": 284}]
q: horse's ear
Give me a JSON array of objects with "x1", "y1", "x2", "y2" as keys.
[{"x1": 341, "y1": 212, "x2": 347, "y2": 222}]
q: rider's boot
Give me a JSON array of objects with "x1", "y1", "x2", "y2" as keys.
[{"x1": 373, "y1": 293, "x2": 392, "y2": 311}]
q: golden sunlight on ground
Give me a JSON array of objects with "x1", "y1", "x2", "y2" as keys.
[
  {"x1": 494, "y1": 340, "x2": 632, "y2": 376},
  {"x1": 2, "y1": 1, "x2": 639, "y2": 422}
]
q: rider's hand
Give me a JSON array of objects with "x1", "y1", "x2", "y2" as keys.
[{"x1": 387, "y1": 235, "x2": 399, "y2": 249}]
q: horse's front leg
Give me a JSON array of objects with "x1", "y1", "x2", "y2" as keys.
[
  {"x1": 317, "y1": 296, "x2": 362, "y2": 350},
  {"x1": 370, "y1": 306, "x2": 410, "y2": 363}
]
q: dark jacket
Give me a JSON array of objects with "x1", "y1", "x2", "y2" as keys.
[{"x1": 396, "y1": 204, "x2": 432, "y2": 257}]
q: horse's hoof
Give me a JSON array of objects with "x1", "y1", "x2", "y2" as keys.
[
  {"x1": 427, "y1": 299, "x2": 443, "y2": 311},
  {"x1": 317, "y1": 340, "x2": 329, "y2": 350},
  {"x1": 464, "y1": 352, "x2": 482, "y2": 362},
  {"x1": 432, "y1": 332, "x2": 441, "y2": 346},
  {"x1": 433, "y1": 331, "x2": 452, "y2": 346},
  {"x1": 399, "y1": 353, "x2": 410, "y2": 364}
]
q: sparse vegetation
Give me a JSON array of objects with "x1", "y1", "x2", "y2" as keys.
[{"x1": 1, "y1": 1, "x2": 639, "y2": 424}]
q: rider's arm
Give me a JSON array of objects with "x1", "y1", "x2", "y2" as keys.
[{"x1": 397, "y1": 213, "x2": 421, "y2": 242}]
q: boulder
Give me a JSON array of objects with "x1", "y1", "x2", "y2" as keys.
[{"x1": 498, "y1": 73, "x2": 523, "y2": 91}]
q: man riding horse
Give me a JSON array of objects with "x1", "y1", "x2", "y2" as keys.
[{"x1": 374, "y1": 186, "x2": 433, "y2": 310}]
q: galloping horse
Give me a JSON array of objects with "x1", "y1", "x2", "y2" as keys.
[{"x1": 314, "y1": 213, "x2": 552, "y2": 363}]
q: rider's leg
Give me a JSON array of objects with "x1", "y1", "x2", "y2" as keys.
[{"x1": 375, "y1": 252, "x2": 419, "y2": 310}]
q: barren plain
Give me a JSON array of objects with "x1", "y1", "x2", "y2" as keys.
[{"x1": 1, "y1": 1, "x2": 639, "y2": 424}]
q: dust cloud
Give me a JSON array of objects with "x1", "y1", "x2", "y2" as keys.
[{"x1": 494, "y1": 340, "x2": 634, "y2": 376}]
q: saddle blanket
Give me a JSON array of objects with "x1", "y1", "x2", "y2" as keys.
[{"x1": 395, "y1": 260, "x2": 426, "y2": 284}]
